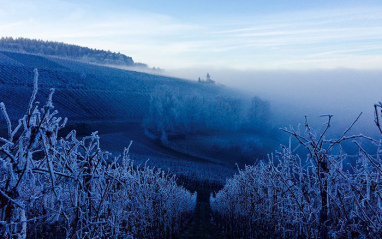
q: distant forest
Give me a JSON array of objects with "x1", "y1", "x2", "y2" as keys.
[{"x1": 0, "y1": 37, "x2": 148, "y2": 68}]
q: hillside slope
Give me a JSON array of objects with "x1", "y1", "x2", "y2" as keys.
[
  {"x1": 0, "y1": 51, "x2": 225, "y2": 125},
  {"x1": 0, "y1": 50, "x2": 277, "y2": 166}
]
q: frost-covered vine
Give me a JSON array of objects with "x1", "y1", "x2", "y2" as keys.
[
  {"x1": 0, "y1": 69, "x2": 196, "y2": 238},
  {"x1": 211, "y1": 114, "x2": 382, "y2": 238}
]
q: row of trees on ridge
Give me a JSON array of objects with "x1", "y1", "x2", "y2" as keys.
[{"x1": 0, "y1": 37, "x2": 147, "y2": 67}]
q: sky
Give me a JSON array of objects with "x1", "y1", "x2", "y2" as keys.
[{"x1": 1, "y1": 0, "x2": 382, "y2": 71}]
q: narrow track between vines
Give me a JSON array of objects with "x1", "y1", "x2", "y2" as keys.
[{"x1": 179, "y1": 190, "x2": 224, "y2": 239}]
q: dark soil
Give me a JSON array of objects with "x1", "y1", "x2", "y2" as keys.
[{"x1": 179, "y1": 190, "x2": 225, "y2": 239}]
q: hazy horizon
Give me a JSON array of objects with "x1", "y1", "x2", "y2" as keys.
[{"x1": 166, "y1": 67, "x2": 382, "y2": 139}]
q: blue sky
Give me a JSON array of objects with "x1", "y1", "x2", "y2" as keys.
[{"x1": 1, "y1": 0, "x2": 382, "y2": 71}]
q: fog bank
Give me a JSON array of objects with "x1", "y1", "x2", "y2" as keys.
[{"x1": 168, "y1": 68, "x2": 382, "y2": 138}]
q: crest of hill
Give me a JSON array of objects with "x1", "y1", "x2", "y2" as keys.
[{"x1": 0, "y1": 37, "x2": 147, "y2": 68}]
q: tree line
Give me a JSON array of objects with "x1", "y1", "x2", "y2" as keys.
[
  {"x1": 143, "y1": 85, "x2": 271, "y2": 140},
  {"x1": 0, "y1": 37, "x2": 147, "y2": 67}
]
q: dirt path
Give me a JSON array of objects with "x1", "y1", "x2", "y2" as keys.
[
  {"x1": 179, "y1": 190, "x2": 224, "y2": 239},
  {"x1": 180, "y1": 202, "x2": 221, "y2": 239}
]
